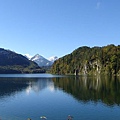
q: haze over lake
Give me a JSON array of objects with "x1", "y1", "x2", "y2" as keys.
[{"x1": 0, "y1": 74, "x2": 120, "y2": 120}]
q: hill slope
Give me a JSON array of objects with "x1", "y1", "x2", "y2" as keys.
[
  {"x1": 0, "y1": 48, "x2": 45, "y2": 73},
  {"x1": 51, "y1": 44, "x2": 120, "y2": 75}
]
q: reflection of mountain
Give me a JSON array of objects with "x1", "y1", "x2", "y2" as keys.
[
  {"x1": 26, "y1": 78, "x2": 54, "y2": 93},
  {"x1": 52, "y1": 76, "x2": 120, "y2": 106},
  {"x1": 0, "y1": 78, "x2": 53, "y2": 98}
]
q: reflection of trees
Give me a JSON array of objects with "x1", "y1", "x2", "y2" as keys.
[
  {"x1": 0, "y1": 78, "x2": 53, "y2": 98},
  {"x1": 0, "y1": 78, "x2": 29, "y2": 97},
  {"x1": 1, "y1": 76, "x2": 120, "y2": 106},
  {"x1": 52, "y1": 76, "x2": 120, "y2": 106}
]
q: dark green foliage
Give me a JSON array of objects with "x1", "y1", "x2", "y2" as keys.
[
  {"x1": 0, "y1": 48, "x2": 45, "y2": 73},
  {"x1": 51, "y1": 44, "x2": 120, "y2": 75}
]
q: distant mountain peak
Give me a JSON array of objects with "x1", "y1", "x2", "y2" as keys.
[
  {"x1": 31, "y1": 54, "x2": 53, "y2": 67},
  {"x1": 34, "y1": 54, "x2": 40, "y2": 57},
  {"x1": 31, "y1": 54, "x2": 44, "y2": 61},
  {"x1": 48, "y1": 56, "x2": 58, "y2": 62},
  {"x1": 25, "y1": 53, "x2": 58, "y2": 67}
]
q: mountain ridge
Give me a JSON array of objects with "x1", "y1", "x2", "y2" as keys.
[{"x1": 0, "y1": 48, "x2": 45, "y2": 73}]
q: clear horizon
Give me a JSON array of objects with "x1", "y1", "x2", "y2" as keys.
[{"x1": 0, "y1": 0, "x2": 120, "y2": 58}]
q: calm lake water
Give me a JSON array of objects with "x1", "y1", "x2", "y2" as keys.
[{"x1": 0, "y1": 74, "x2": 120, "y2": 120}]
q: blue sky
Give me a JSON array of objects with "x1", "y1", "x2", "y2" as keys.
[{"x1": 0, "y1": 0, "x2": 120, "y2": 58}]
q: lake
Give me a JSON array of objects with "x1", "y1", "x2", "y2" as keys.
[{"x1": 0, "y1": 74, "x2": 120, "y2": 120}]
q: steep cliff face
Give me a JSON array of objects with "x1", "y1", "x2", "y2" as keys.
[
  {"x1": 51, "y1": 45, "x2": 120, "y2": 75},
  {"x1": 80, "y1": 59, "x2": 102, "y2": 75}
]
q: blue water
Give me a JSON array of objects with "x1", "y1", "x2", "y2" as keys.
[
  {"x1": 0, "y1": 74, "x2": 120, "y2": 120},
  {"x1": 0, "y1": 73, "x2": 63, "y2": 78}
]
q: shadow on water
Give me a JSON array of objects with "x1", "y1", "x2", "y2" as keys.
[{"x1": 52, "y1": 75, "x2": 120, "y2": 106}]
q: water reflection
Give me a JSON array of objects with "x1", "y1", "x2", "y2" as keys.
[
  {"x1": 52, "y1": 75, "x2": 120, "y2": 106},
  {"x1": 25, "y1": 78, "x2": 54, "y2": 94},
  {"x1": 0, "y1": 78, "x2": 54, "y2": 98},
  {"x1": 0, "y1": 76, "x2": 120, "y2": 106},
  {"x1": 0, "y1": 78, "x2": 27, "y2": 98}
]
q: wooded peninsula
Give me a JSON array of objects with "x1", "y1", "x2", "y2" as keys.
[{"x1": 51, "y1": 44, "x2": 120, "y2": 76}]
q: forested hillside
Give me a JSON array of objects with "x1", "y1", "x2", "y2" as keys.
[
  {"x1": 51, "y1": 44, "x2": 120, "y2": 75},
  {"x1": 0, "y1": 48, "x2": 45, "y2": 73}
]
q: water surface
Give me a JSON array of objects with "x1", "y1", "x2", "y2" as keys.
[{"x1": 0, "y1": 74, "x2": 120, "y2": 120}]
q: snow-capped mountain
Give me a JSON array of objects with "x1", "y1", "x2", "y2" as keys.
[
  {"x1": 48, "y1": 56, "x2": 58, "y2": 62},
  {"x1": 30, "y1": 54, "x2": 53, "y2": 67},
  {"x1": 25, "y1": 54, "x2": 32, "y2": 60},
  {"x1": 25, "y1": 53, "x2": 58, "y2": 67}
]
